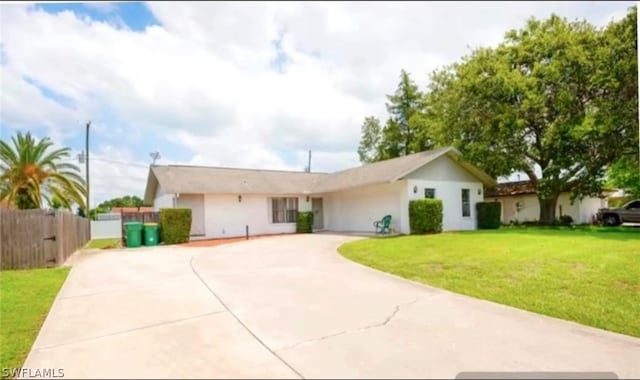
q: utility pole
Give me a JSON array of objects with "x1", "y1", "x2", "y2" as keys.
[
  {"x1": 85, "y1": 121, "x2": 90, "y2": 217},
  {"x1": 306, "y1": 150, "x2": 312, "y2": 173}
]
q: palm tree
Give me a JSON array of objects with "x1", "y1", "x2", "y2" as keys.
[{"x1": 0, "y1": 131, "x2": 86, "y2": 210}]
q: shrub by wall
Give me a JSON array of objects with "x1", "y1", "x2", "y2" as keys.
[
  {"x1": 409, "y1": 199, "x2": 443, "y2": 234},
  {"x1": 476, "y1": 202, "x2": 501, "y2": 229},
  {"x1": 159, "y1": 208, "x2": 192, "y2": 244},
  {"x1": 296, "y1": 211, "x2": 314, "y2": 233},
  {"x1": 557, "y1": 215, "x2": 574, "y2": 226}
]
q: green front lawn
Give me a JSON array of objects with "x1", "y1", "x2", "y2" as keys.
[
  {"x1": 0, "y1": 268, "x2": 70, "y2": 375},
  {"x1": 339, "y1": 227, "x2": 640, "y2": 337},
  {"x1": 85, "y1": 238, "x2": 121, "y2": 249}
]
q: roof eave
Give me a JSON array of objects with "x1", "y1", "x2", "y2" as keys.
[
  {"x1": 390, "y1": 147, "x2": 496, "y2": 187},
  {"x1": 143, "y1": 167, "x2": 158, "y2": 205}
]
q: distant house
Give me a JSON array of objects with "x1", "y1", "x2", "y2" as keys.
[
  {"x1": 143, "y1": 147, "x2": 496, "y2": 239},
  {"x1": 484, "y1": 180, "x2": 609, "y2": 224},
  {"x1": 94, "y1": 207, "x2": 155, "y2": 221},
  {"x1": 110, "y1": 206, "x2": 154, "y2": 214}
]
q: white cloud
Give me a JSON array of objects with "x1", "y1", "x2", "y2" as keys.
[
  {"x1": 83, "y1": 2, "x2": 117, "y2": 13},
  {"x1": 0, "y1": 1, "x2": 634, "y2": 204},
  {"x1": 0, "y1": 66, "x2": 87, "y2": 143},
  {"x1": 70, "y1": 145, "x2": 151, "y2": 208}
]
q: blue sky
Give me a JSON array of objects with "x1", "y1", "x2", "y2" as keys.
[
  {"x1": 0, "y1": 1, "x2": 634, "y2": 205},
  {"x1": 38, "y1": 2, "x2": 158, "y2": 31}
]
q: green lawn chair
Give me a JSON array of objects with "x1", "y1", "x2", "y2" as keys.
[{"x1": 374, "y1": 215, "x2": 392, "y2": 234}]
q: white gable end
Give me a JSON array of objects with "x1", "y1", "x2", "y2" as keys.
[{"x1": 404, "y1": 155, "x2": 480, "y2": 183}]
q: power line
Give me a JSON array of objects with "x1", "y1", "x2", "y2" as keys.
[
  {"x1": 60, "y1": 157, "x2": 149, "y2": 168},
  {"x1": 92, "y1": 157, "x2": 150, "y2": 168},
  {"x1": 92, "y1": 174, "x2": 147, "y2": 179}
]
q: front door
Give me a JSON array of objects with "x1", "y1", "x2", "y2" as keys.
[{"x1": 312, "y1": 198, "x2": 324, "y2": 230}]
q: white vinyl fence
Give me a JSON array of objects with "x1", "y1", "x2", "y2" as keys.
[{"x1": 90, "y1": 219, "x2": 122, "y2": 239}]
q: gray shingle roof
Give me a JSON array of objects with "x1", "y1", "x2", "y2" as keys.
[
  {"x1": 150, "y1": 166, "x2": 327, "y2": 195},
  {"x1": 144, "y1": 147, "x2": 495, "y2": 203},
  {"x1": 312, "y1": 147, "x2": 452, "y2": 193}
]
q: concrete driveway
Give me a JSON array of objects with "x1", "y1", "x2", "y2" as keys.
[{"x1": 24, "y1": 234, "x2": 640, "y2": 379}]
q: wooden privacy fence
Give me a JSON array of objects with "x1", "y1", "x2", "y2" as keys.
[{"x1": 0, "y1": 209, "x2": 90, "y2": 269}]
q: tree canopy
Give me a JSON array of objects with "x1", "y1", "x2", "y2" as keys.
[
  {"x1": 0, "y1": 132, "x2": 86, "y2": 210},
  {"x1": 357, "y1": 6, "x2": 638, "y2": 224},
  {"x1": 607, "y1": 157, "x2": 640, "y2": 199},
  {"x1": 358, "y1": 70, "x2": 433, "y2": 163},
  {"x1": 98, "y1": 195, "x2": 144, "y2": 209},
  {"x1": 85, "y1": 195, "x2": 145, "y2": 220}
]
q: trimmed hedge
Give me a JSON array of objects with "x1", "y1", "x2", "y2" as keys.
[
  {"x1": 476, "y1": 202, "x2": 501, "y2": 229},
  {"x1": 409, "y1": 199, "x2": 443, "y2": 234},
  {"x1": 159, "y1": 208, "x2": 192, "y2": 244},
  {"x1": 296, "y1": 211, "x2": 314, "y2": 233}
]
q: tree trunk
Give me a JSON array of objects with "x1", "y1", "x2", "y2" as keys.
[{"x1": 538, "y1": 194, "x2": 559, "y2": 225}]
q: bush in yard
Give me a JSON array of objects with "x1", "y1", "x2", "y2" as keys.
[
  {"x1": 296, "y1": 211, "x2": 314, "y2": 233},
  {"x1": 476, "y1": 202, "x2": 502, "y2": 229},
  {"x1": 557, "y1": 215, "x2": 574, "y2": 226},
  {"x1": 409, "y1": 199, "x2": 443, "y2": 234},
  {"x1": 159, "y1": 208, "x2": 192, "y2": 244}
]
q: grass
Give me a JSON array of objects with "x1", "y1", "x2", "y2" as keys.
[
  {"x1": 338, "y1": 226, "x2": 640, "y2": 337},
  {"x1": 85, "y1": 238, "x2": 120, "y2": 249},
  {"x1": 0, "y1": 268, "x2": 70, "y2": 375}
]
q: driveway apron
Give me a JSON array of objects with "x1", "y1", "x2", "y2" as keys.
[{"x1": 23, "y1": 234, "x2": 640, "y2": 379}]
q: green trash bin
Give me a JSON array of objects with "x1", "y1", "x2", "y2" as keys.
[
  {"x1": 143, "y1": 223, "x2": 159, "y2": 246},
  {"x1": 124, "y1": 222, "x2": 143, "y2": 248}
]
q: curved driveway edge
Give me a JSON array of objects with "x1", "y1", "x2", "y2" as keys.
[
  {"x1": 190, "y1": 234, "x2": 640, "y2": 379},
  {"x1": 23, "y1": 234, "x2": 640, "y2": 379}
]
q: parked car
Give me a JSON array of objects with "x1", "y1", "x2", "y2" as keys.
[{"x1": 597, "y1": 199, "x2": 640, "y2": 226}]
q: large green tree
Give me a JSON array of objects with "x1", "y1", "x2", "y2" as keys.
[
  {"x1": 599, "y1": 7, "x2": 640, "y2": 201},
  {"x1": 426, "y1": 8, "x2": 638, "y2": 224},
  {"x1": 357, "y1": 70, "x2": 433, "y2": 163},
  {"x1": 357, "y1": 116, "x2": 383, "y2": 163},
  {"x1": 0, "y1": 132, "x2": 86, "y2": 210},
  {"x1": 98, "y1": 195, "x2": 144, "y2": 209},
  {"x1": 607, "y1": 157, "x2": 640, "y2": 199}
]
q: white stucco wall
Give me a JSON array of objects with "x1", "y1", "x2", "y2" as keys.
[
  {"x1": 323, "y1": 181, "x2": 405, "y2": 233},
  {"x1": 322, "y1": 155, "x2": 485, "y2": 233},
  {"x1": 490, "y1": 193, "x2": 607, "y2": 224},
  {"x1": 405, "y1": 155, "x2": 484, "y2": 231},
  {"x1": 153, "y1": 185, "x2": 175, "y2": 211},
  {"x1": 578, "y1": 197, "x2": 607, "y2": 224},
  {"x1": 90, "y1": 220, "x2": 121, "y2": 239},
  {"x1": 405, "y1": 179, "x2": 483, "y2": 231},
  {"x1": 176, "y1": 194, "x2": 205, "y2": 235},
  {"x1": 406, "y1": 155, "x2": 480, "y2": 183},
  {"x1": 203, "y1": 194, "x2": 309, "y2": 239},
  {"x1": 556, "y1": 193, "x2": 581, "y2": 223}
]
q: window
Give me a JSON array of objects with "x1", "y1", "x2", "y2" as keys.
[
  {"x1": 626, "y1": 201, "x2": 640, "y2": 210},
  {"x1": 461, "y1": 189, "x2": 470, "y2": 217},
  {"x1": 272, "y1": 197, "x2": 298, "y2": 223},
  {"x1": 424, "y1": 188, "x2": 436, "y2": 199}
]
